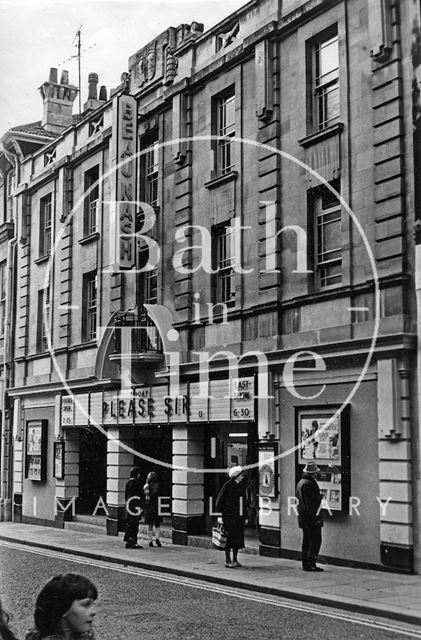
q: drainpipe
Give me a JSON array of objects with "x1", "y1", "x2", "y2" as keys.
[{"x1": 0, "y1": 233, "x2": 17, "y2": 520}]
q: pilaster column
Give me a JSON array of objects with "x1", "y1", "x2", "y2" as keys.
[
  {"x1": 172, "y1": 424, "x2": 205, "y2": 544},
  {"x1": 106, "y1": 427, "x2": 134, "y2": 535},
  {"x1": 55, "y1": 429, "x2": 79, "y2": 526}
]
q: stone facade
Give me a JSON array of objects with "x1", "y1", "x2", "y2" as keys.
[{"x1": 0, "y1": 0, "x2": 420, "y2": 573}]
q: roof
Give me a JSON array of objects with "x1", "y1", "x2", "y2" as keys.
[
  {"x1": 9, "y1": 114, "x2": 84, "y2": 139},
  {"x1": 9, "y1": 120, "x2": 58, "y2": 139}
]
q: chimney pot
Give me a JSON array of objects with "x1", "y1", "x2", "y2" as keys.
[
  {"x1": 60, "y1": 70, "x2": 69, "y2": 85},
  {"x1": 88, "y1": 72, "x2": 99, "y2": 99},
  {"x1": 99, "y1": 85, "x2": 107, "y2": 101},
  {"x1": 49, "y1": 67, "x2": 58, "y2": 83}
]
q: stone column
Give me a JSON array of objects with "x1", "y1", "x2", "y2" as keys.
[
  {"x1": 172, "y1": 424, "x2": 205, "y2": 544},
  {"x1": 106, "y1": 427, "x2": 134, "y2": 536},
  {"x1": 55, "y1": 429, "x2": 79, "y2": 526}
]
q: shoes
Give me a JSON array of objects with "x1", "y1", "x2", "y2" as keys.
[
  {"x1": 225, "y1": 562, "x2": 236, "y2": 568},
  {"x1": 125, "y1": 544, "x2": 143, "y2": 549},
  {"x1": 303, "y1": 566, "x2": 324, "y2": 572},
  {"x1": 155, "y1": 539, "x2": 162, "y2": 547},
  {"x1": 233, "y1": 561, "x2": 242, "y2": 567},
  {"x1": 149, "y1": 541, "x2": 153, "y2": 547}
]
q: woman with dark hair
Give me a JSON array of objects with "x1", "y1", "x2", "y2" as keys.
[
  {"x1": 25, "y1": 573, "x2": 98, "y2": 640},
  {"x1": 0, "y1": 599, "x2": 18, "y2": 640},
  {"x1": 143, "y1": 471, "x2": 162, "y2": 547}
]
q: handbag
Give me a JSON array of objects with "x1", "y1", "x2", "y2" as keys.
[{"x1": 212, "y1": 522, "x2": 227, "y2": 550}]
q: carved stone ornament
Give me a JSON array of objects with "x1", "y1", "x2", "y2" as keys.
[{"x1": 136, "y1": 41, "x2": 157, "y2": 86}]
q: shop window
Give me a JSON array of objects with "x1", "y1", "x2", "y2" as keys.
[
  {"x1": 82, "y1": 272, "x2": 97, "y2": 342},
  {"x1": 0, "y1": 262, "x2": 6, "y2": 337},
  {"x1": 212, "y1": 87, "x2": 236, "y2": 176},
  {"x1": 37, "y1": 287, "x2": 50, "y2": 352},
  {"x1": 311, "y1": 182, "x2": 342, "y2": 288},
  {"x1": 140, "y1": 138, "x2": 159, "y2": 208},
  {"x1": 84, "y1": 165, "x2": 99, "y2": 236},
  {"x1": 309, "y1": 29, "x2": 339, "y2": 131},
  {"x1": 39, "y1": 193, "x2": 52, "y2": 258},
  {"x1": 212, "y1": 222, "x2": 235, "y2": 306}
]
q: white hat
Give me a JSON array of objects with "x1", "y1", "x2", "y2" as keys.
[
  {"x1": 229, "y1": 465, "x2": 243, "y2": 479},
  {"x1": 303, "y1": 461, "x2": 320, "y2": 474}
]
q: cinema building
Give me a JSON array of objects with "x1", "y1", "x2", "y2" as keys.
[{"x1": 1, "y1": 0, "x2": 421, "y2": 573}]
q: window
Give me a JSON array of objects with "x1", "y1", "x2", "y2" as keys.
[
  {"x1": 313, "y1": 184, "x2": 342, "y2": 288},
  {"x1": 140, "y1": 140, "x2": 159, "y2": 208},
  {"x1": 37, "y1": 288, "x2": 50, "y2": 352},
  {"x1": 213, "y1": 89, "x2": 235, "y2": 175},
  {"x1": 84, "y1": 166, "x2": 99, "y2": 236},
  {"x1": 312, "y1": 32, "x2": 339, "y2": 131},
  {"x1": 39, "y1": 193, "x2": 52, "y2": 257},
  {"x1": 212, "y1": 222, "x2": 235, "y2": 305},
  {"x1": 0, "y1": 262, "x2": 6, "y2": 337},
  {"x1": 137, "y1": 247, "x2": 158, "y2": 305},
  {"x1": 82, "y1": 272, "x2": 97, "y2": 341}
]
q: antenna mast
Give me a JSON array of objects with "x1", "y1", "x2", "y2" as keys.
[{"x1": 77, "y1": 28, "x2": 82, "y2": 114}]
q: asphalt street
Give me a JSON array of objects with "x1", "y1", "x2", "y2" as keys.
[{"x1": 1, "y1": 543, "x2": 420, "y2": 640}]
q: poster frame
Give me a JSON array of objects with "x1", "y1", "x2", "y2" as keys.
[
  {"x1": 258, "y1": 442, "x2": 278, "y2": 499},
  {"x1": 25, "y1": 420, "x2": 47, "y2": 482},
  {"x1": 295, "y1": 405, "x2": 350, "y2": 512},
  {"x1": 53, "y1": 441, "x2": 65, "y2": 480}
]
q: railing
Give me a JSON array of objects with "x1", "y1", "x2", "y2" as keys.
[{"x1": 113, "y1": 313, "x2": 162, "y2": 355}]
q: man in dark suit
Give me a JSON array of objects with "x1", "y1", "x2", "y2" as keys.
[
  {"x1": 296, "y1": 461, "x2": 324, "y2": 571},
  {"x1": 123, "y1": 466, "x2": 144, "y2": 549}
]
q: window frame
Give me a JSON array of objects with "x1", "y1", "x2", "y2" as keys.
[
  {"x1": 140, "y1": 137, "x2": 159, "y2": 208},
  {"x1": 212, "y1": 87, "x2": 236, "y2": 176},
  {"x1": 82, "y1": 272, "x2": 97, "y2": 342},
  {"x1": 83, "y1": 165, "x2": 100, "y2": 236},
  {"x1": 37, "y1": 287, "x2": 50, "y2": 353},
  {"x1": 39, "y1": 193, "x2": 53, "y2": 258},
  {"x1": 212, "y1": 221, "x2": 236, "y2": 306},
  {"x1": 311, "y1": 29, "x2": 339, "y2": 132},
  {"x1": 312, "y1": 184, "x2": 342, "y2": 289},
  {"x1": 0, "y1": 262, "x2": 6, "y2": 337}
]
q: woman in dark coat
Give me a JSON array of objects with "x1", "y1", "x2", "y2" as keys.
[
  {"x1": 215, "y1": 466, "x2": 248, "y2": 568},
  {"x1": 143, "y1": 471, "x2": 162, "y2": 547}
]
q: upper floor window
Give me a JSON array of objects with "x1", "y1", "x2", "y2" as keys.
[
  {"x1": 313, "y1": 183, "x2": 342, "y2": 288},
  {"x1": 84, "y1": 165, "x2": 99, "y2": 236},
  {"x1": 82, "y1": 272, "x2": 97, "y2": 342},
  {"x1": 212, "y1": 222, "x2": 235, "y2": 305},
  {"x1": 140, "y1": 139, "x2": 159, "y2": 208},
  {"x1": 0, "y1": 262, "x2": 6, "y2": 337},
  {"x1": 39, "y1": 193, "x2": 52, "y2": 258},
  {"x1": 312, "y1": 31, "x2": 339, "y2": 131},
  {"x1": 213, "y1": 88, "x2": 235, "y2": 175},
  {"x1": 37, "y1": 287, "x2": 50, "y2": 352}
]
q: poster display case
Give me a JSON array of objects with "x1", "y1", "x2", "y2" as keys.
[
  {"x1": 53, "y1": 441, "x2": 65, "y2": 479},
  {"x1": 296, "y1": 406, "x2": 350, "y2": 512},
  {"x1": 258, "y1": 442, "x2": 278, "y2": 498},
  {"x1": 25, "y1": 420, "x2": 47, "y2": 482}
]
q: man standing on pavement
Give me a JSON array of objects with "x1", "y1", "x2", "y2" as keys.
[
  {"x1": 124, "y1": 466, "x2": 144, "y2": 549},
  {"x1": 295, "y1": 461, "x2": 324, "y2": 572}
]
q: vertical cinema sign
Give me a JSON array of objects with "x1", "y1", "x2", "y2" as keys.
[{"x1": 115, "y1": 93, "x2": 137, "y2": 269}]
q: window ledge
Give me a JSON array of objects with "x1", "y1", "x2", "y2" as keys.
[
  {"x1": 34, "y1": 254, "x2": 50, "y2": 265},
  {"x1": 298, "y1": 122, "x2": 344, "y2": 148},
  {"x1": 204, "y1": 170, "x2": 238, "y2": 190},
  {"x1": 79, "y1": 232, "x2": 100, "y2": 246}
]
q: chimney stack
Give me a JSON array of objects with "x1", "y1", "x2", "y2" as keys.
[
  {"x1": 84, "y1": 72, "x2": 108, "y2": 112},
  {"x1": 39, "y1": 67, "x2": 78, "y2": 133}
]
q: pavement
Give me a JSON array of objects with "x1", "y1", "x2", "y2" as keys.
[{"x1": 0, "y1": 522, "x2": 420, "y2": 626}]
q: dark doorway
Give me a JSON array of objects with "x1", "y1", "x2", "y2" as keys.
[
  {"x1": 78, "y1": 427, "x2": 107, "y2": 514},
  {"x1": 134, "y1": 425, "x2": 172, "y2": 507}
]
